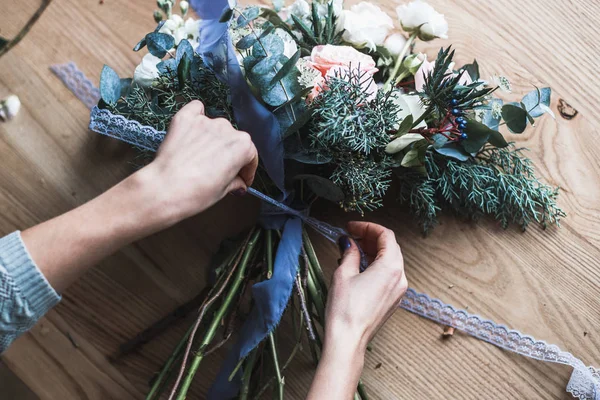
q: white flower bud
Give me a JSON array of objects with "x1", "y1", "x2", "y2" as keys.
[
  {"x1": 179, "y1": 0, "x2": 189, "y2": 16},
  {"x1": 0, "y1": 95, "x2": 21, "y2": 121},
  {"x1": 402, "y1": 53, "x2": 424, "y2": 74},
  {"x1": 396, "y1": 0, "x2": 448, "y2": 41},
  {"x1": 153, "y1": 10, "x2": 163, "y2": 23}
]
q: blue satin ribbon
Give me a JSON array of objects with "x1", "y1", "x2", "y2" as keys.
[{"x1": 191, "y1": 1, "x2": 303, "y2": 398}]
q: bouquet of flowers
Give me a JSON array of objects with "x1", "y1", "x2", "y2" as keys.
[{"x1": 89, "y1": 0, "x2": 564, "y2": 398}]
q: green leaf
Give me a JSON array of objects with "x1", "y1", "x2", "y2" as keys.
[
  {"x1": 263, "y1": 70, "x2": 302, "y2": 106},
  {"x1": 270, "y1": 49, "x2": 301, "y2": 86},
  {"x1": 295, "y1": 174, "x2": 344, "y2": 202},
  {"x1": 251, "y1": 26, "x2": 281, "y2": 57},
  {"x1": 385, "y1": 133, "x2": 423, "y2": 154},
  {"x1": 522, "y1": 87, "x2": 551, "y2": 118},
  {"x1": 237, "y1": 6, "x2": 260, "y2": 27},
  {"x1": 146, "y1": 32, "x2": 174, "y2": 58},
  {"x1": 397, "y1": 114, "x2": 414, "y2": 135},
  {"x1": 488, "y1": 130, "x2": 508, "y2": 148},
  {"x1": 176, "y1": 39, "x2": 193, "y2": 64},
  {"x1": 286, "y1": 149, "x2": 332, "y2": 164},
  {"x1": 501, "y1": 104, "x2": 528, "y2": 134},
  {"x1": 434, "y1": 143, "x2": 470, "y2": 161},
  {"x1": 119, "y1": 78, "x2": 133, "y2": 98},
  {"x1": 311, "y1": 2, "x2": 322, "y2": 39},
  {"x1": 219, "y1": 7, "x2": 234, "y2": 23},
  {"x1": 462, "y1": 60, "x2": 480, "y2": 81},
  {"x1": 401, "y1": 149, "x2": 421, "y2": 167},
  {"x1": 177, "y1": 54, "x2": 191, "y2": 89},
  {"x1": 99, "y1": 65, "x2": 121, "y2": 104},
  {"x1": 291, "y1": 14, "x2": 317, "y2": 45},
  {"x1": 462, "y1": 119, "x2": 493, "y2": 153}
]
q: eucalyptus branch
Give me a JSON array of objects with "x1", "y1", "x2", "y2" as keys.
[{"x1": 0, "y1": 0, "x2": 53, "y2": 59}]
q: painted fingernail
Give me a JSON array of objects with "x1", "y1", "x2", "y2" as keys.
[
  {"x1": 231, "y1": 188, "x2": 247, "y2": 197},
  {"x1": 338, "y1": 236, "x2": 351, "y2": 255}
]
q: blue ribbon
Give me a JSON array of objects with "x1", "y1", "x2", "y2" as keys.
[{"x1": 191, "y1": 1, "x2": 303, "y2": 397}]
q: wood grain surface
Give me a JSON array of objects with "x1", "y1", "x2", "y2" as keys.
[{"x1": 1, "y1": 0, "x2": 599, "y2": 399}]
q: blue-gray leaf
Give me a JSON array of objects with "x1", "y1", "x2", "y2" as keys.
[
  {"x1": 176, "y1": 39, "x2": 194, "y2": 64},
  {"x1": 146, "y1": 32, "x2": 174, "y2": 58},
  {"x1": 521, "y1": 87, "x2": 551, "y2": 118},
  {"x1": 434, "y1": 143, "x2": 471, "y2": 161},
  {"x1": 99, "y1": 65, "x2": 121, "y2": 104}
]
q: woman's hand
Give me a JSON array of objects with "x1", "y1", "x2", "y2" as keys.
[
  {"x1": 23, "y1": 101, "x2": 257, "y2": 292},
  {"x1": 141, "y1": 100, "x2": 258, "y2": 224},
  {"x1": 307, "y1": 221, "x2": 407, "y2": 400}
]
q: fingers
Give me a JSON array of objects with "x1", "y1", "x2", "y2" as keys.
[
  {"x1": 346, "y1": 221, "x2": 397, "y2": 260},
  {"x1": 179, "y1": 100, "x2": 205, "y2": 116},
  {"x1": 335, "y1": 237, "x2": 361, "y2": 278},
  {"x1": 236, "y1": 132, "x2": 259, "y2": 188}
]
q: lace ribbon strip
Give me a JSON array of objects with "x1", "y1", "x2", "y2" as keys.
[{"x1": 55, "y1": 63, "x2": 600, "y2": 400}]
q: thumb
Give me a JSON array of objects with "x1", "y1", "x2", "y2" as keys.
[
  {"x1": 226, "y1": 176, "x2": 248, "y2": 196},
  {"x1": 336, "y1": 236, "x2": 361, "y2": 277}
]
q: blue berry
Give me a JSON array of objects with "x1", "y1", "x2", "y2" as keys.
[
  {"x1": 456, "y1": 117, "x2": 465, "y2": 124},
  {"x1": 450, "y1": 99, "x2": 459, "y2": 106},
  {"x1": 451, "y1": 108, "x2": 461, "y2": 116},
  {"x1": 460, "y1": 122, "x2": 468, "y2": 129},
  {"x1": 460, "y1": 133, "x2": 468, "y2": 140}
]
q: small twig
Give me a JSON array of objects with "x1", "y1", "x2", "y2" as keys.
[
  {"x1": 0, "y1": 0, "x2": 53, "y2": 59},
  {"x1": 295, "y1": 275, "x2": 316, "y2": 341},
  {"x1": 168, "y1": 228, "x2": 256, "y2": 400}
]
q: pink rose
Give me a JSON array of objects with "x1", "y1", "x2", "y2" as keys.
[{"x1": 308, "y1": 44, "x2": 378, "y2": 76}]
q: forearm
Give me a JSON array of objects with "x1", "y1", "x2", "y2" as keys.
[
  {"x1": 307, "y1": 333, "x2": 366, "y2": 400},
  {"x1": 21, "y1": 166, "x2": 174, "y2": 293}
]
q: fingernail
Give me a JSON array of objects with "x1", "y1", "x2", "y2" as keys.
[
  {"x1": 337, "y1": 236, "x2": 351, "y2": 255},
  {"x1": 231, "y1": 188, "x2": 247, "y2": 197}
]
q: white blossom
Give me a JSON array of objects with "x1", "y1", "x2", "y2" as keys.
[
  {"x1": 0, "y1": 95, "x2": 21, "y2": 121},
  {"x1": 341, "y1": 2, "x2": 394, "y2": 50},
  {"x1": 133, "y1": 54, "x2": 161, "y2": 87},
  {"x1": 384, "y1": 33, "x2": 407, "y2": 56},
  {"x1": 396, "y1": 0, "x2": 448, "y2": 41}
]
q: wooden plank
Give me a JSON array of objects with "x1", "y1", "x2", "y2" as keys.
[{"x1": 0, "y1": 0, "x2": 598, "y2": 399}]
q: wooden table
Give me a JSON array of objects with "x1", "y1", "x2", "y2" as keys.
[{"x1": 1, "y1": 0, "x2": 599, "y2": 398}]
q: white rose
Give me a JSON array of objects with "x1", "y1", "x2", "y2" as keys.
[
  {"x1": 341, "y1": 2, "x2": 394, "y2": 51},
  {"x1": 275, "y1": 28, "x2": 299, "y2": 58},
  {"x1": 288, "y1": 0, "x2": 310, "y2": 19},
  {"x1": 384, "y1": 33, "x2": 407, "y2": 56},
  {"x1": 390, "y1": 93, "x2": 427, "y2": 130},
  {"x1": 133, "y1": 54, "x2": 161, "y2": 87},
  {"x1": 0, "y1": 95, "x2": 21, "y2": 121},
  {"x1": 396, "y1": 0, "x2": 448, "y2": 41}
]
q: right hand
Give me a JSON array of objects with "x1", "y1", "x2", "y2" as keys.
[
  {"x1": 141, "y1": 100, "x2": 258, "y2": 223},
  {"x1": 324, "y1": 222, "x2": 408, "y2": 352}
]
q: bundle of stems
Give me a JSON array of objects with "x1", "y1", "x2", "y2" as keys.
[{"x1": 144, "y1": 226, "x2": 368, "y2": 400}]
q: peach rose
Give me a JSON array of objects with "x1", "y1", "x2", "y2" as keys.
[{"x1": 307, "y1": 44, "x2": 378, "y2": 76}]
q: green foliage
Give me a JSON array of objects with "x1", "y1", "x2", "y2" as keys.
[
  {"x1": 146, "y1": 32, "x2": 175, "y2": 58},
  {"x1": 397, "y1": 144, "x2": 565, "y2": 234},
  {"x1": 302, "y1": 70, "x2": 401, "y2": 213},
  {"x1": 291, "y1": 2, "x2": 344, "y2": 50},
  {"x1": 103, "y1": 53, "x2": 233, "y2": 131}
]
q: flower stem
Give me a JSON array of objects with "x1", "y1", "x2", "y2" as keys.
[
  {"x1": 268, "y1": 332, "x2": 285, "y2": 400},
  {"x1": 239, "y1": 349, "x2": 259, "y2": 400},
  {"x1": 0, "y1": 0, "x2": 53, "y2": 59},
  {"x1": 174, "y1": 229, "x2": 262, "y2": 400},
  {"x1": 384, "y1": 32, "x2": 418, "y2": 90},
  {"x1": 302, "y1": 231, "x2": 328, "y2": 296}
]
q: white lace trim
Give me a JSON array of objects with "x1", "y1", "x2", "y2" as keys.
[{"x1": 50, "y1": 63, "x2": 101, "y2": 110}]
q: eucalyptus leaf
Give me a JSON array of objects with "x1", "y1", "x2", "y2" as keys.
[
  {"x1": 99, "y1": 65, "x2": 121, "y2": 104},
  {"x1": 488, "y1": 130, "x2": 508, "y2": 148},
  {"x1": 434, "y1": 143, "x2": 470, "y2": 161},
  {"x1": 432, "y1": 133, "x2": 448, "y2": 149},
  {"x1": 263, "y1": 71, "x2": 302, "y2": 106},
  {"x1": 251, "y1": 28, "x2": 283, "y2": 57},
  {"x1": 236, "y1": 33, "x2": 258, "y2": 50},
  {"x1": 521, "y1": 87, "x2": 551, "y2": 118},
  {"x1": 119, "y1": 78, "x2": 133, "y2": 98},
  {"x1": 295, "y1": 174, "x2": 344, "y2": 202},
  {"x1": 462, "y1": 119, "x2": 493, "y2": 153},
  {"x1": 285, "y1": 150, "x2": 332, "y2": 164},
  {"x1": 282, "y1": 106, "x2": 312, "y2": 138},
  {"x1": 133, "y1": 38, "x2": 146, "y2": 52},
  {"x1": 237, "y1": 6, "x2": 260, "y2": 27},
  {"x1": 157, "y1": 58, "x2": 178, "y2": 78},
  {"x1": 270, "y1": 49, "x2": 301, "y2": 86},
  {"x1": 482, "y1": 98, "x2": 503, "y2": 130},
  {"x1": 275, "y1": 100, "x2": 307, "y2": 133},
  {"x1": 146, "y1": 32, "x2": 175, "y2": 58},
  {"x1": 501, "y1": 104, "x2": 528, "y2": 134}
]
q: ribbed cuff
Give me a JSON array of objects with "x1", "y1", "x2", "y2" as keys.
[{"x1": 0, "y1": 231, "x2": 61, "y2": 314}]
